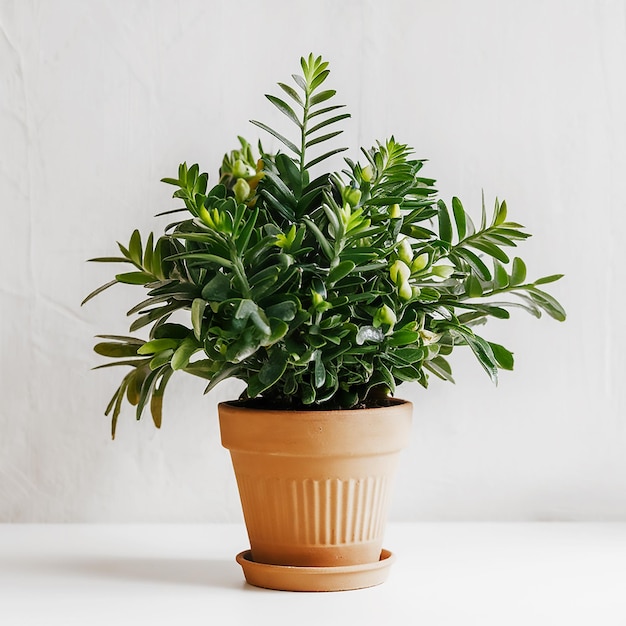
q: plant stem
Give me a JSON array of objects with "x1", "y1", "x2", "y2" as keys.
[{"x1": 300, "y1": 88, "x2": 310, "y2": 176}]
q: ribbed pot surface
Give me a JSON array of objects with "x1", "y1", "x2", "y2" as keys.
[{"x1": 219, "y1": 400, "x2": 412, "y2": 567}]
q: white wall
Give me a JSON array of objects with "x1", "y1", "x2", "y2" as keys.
[{"x1": 1, "y1": 0, "x2": 624, "y2": 522}]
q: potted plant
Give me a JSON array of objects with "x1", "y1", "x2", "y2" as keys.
[{"x1": 83, "y1": 54, "x2": 565, "y2": 591}]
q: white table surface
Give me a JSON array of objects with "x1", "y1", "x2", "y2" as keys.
[{"x1": 1, "y1": 523, "x2": 625, "y2": 626}]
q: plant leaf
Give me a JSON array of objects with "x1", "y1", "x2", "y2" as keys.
[
  {"x1": 452, "y1": 197, "x2": 466, "y2": 240},
  {"x1": 171, "y1": 336, "x2": 200, "y2": 371},
  {"x1": 510, "y1": 257, "x2": 527, "y2": 286},
  {"x1": 437, "y1": 200, "x2": 452, "y2": 244},
  {"x1": 191, "y1": 298, "x2": 207, "y2": 340},
  {"x1": 489, "y1": 342, "x2": 514, "y2": 370},
  {"x1": 249, "y1": 120, "x2": 301, "y2": 156},
  {"x1": 534, "y1": 273, "x2": 564, "y2": 285},
  {"x1": 265, "y1": 94, "x2": 301, "y2": 127},
  {"x1": 81, "y1": 279, "x2": 118, "y2": 306},
  {"x1": 304, "y1": 147, "x2": 348, "y2": 170},
  {"x1": 115, "y1": 271, "x2": 154, "y2": 285}
]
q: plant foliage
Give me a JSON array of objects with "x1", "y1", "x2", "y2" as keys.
[{"x1": 83, "y1": 54, "x2": 565, "y2": 438}]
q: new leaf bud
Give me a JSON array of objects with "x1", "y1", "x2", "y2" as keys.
[
  {"x1": 233, "y1": 178, "x2": 251, "y2": 204},
  {"x1": 399, "y1": 281, "x2": 413, "y2": 301},
  {"x1": 361, "y1": 164, "x2": 373, "y2": 183},
  {"x1": 373, "y1": 304, "x2": 397, "y2": 328},
  {"x1": 398, "y1": 238, "x2": 413, "y2": 265},
  {"x1": 432, "y1": 264, "x2": 454, "y2": 279},
  {"x1": 411, "y1": 252, "x2": 429, "y2": 273},
  {"x1": 232, "y1": 159, "x2": 248, "y2": 178},
  {"x1": 343, "y1": 187, "x2": 362, "y2": 207},
  {"x1": 390, "y1": 260, "x2": 411, "y2": 285}
]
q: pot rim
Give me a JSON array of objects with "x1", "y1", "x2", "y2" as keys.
[{"x1": 218, "y1": 397, "x2": 413, "y2": 456}]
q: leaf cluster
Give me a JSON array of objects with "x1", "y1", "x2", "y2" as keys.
[{"x1": 84, "y1": 54, "x2": 565, "y2": 437}]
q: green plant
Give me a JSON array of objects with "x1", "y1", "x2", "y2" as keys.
[{"x1": 83, "y1": 54, "x2": 565, "y2": 438}]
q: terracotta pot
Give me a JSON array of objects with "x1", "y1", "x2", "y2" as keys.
[{"x1": 219, "y1": 399, "x2": 412, "y2": 571}]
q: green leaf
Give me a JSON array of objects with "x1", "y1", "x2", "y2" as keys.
[
  {"x1": 235, "y1": 299, "x2": 271, "y2": 335},
  {"x1": 489, "y1": 342, "x2": 514, "y2": 370},
  {"x1": 494, "y1": 199, "x2": 508, "y2": 226},
  {"x1": 92, "y1": 358, "x2": 151, "y2": 370},
  {"x1": 126, "y1": 368, "x2": 147, "y2": 406},
  {"x1": 95, "y1": 334, "x2": 146, "y2": 345},
  {"x1": 451, "y1": 197, "x2": 466, "y2": 240},
  {"x1": 275, "y1": 154, "x2": 303, "y2": 194},
  {"x1": 466, "y1": 275, "x2": 483, "y2": 298},
  {"x1": 437, "y1": 200, "x2": 452, "y2": 244},
  {"x1": 388, "y1": 330, "x2": 420, "y2": 346},
  {"x1": 526, "y1": 287, "x2": 567, "y2": 321},
  {"x1": 143, "y1": 232, "x2": 154, "y2": 274},
  {"x1": 249, "y1": 120, "x2": 301, "y2": 156},
  {"x1": 94, "y1": 342, "x2": 140, "y2": 358},
  {"x1": 261, "y1": 169, "x2": 297, "y2": 203},
  {"x1": 302, "y1": 218, "x2": 333, "y2": 261},
  {"x1": 305, "y1": 130, "x2": 342, "y2": 148},
  {"x1": 510, "y1": 257, "x2": 527, "y2": 286},
  {"x1": 258, "y1": 349, "x2": 289, "y2": 387},
  {"x1": 262, "y1": 318, "x2": 289, "y2": 346},
  {"x1": 137, "y1": 338, "x2": 179, "y2": 355},
  {"x1": 150, "y1": 349, "x2": 174, "y2": 370},
  {"x1": 166, "y1": 252, "x2": 233, "y2": 269},
  {"x1": 291, "y1": 73, "x2": 307, "y2": 91},
  {"x1": 151, "y1": 237, "x2": 165, "y2": 280},
  {"x1": 259, "y1": 189, "x2": 297, "y2": 222},
  {"x1": 265, "y1": 95, "x2": 301, "y2": 127},
  {"x1": 493, "y1": 260, "x2": 509, "y2": 289},
  {"x1": 470, "y1": 240, "x2": 510, "y2": 264},
  {"x1": 150, "y1": 369, "x2": 174, "y2": 429},
  {"x1": 310, "y1": 69, "x2": 330, "y2": 91},
  {"x1": 453, "y1": 326, "x2": 498, "y2": 384},
  {"x1": 455, "y1": 248, "x2": 491, "y2": 281},
  {"x1": 425, "y1": 356, "x2": 455, "y2": 383},
  {"x1": 152, "y1": 323, "x2": 191, "y2": 340},
  {"x1": 265, "y1": 300, "x2": 297, "y2": 321},
  {"x1": 480, "y1": 191, "x2": 487, "y2": 230},
  {"x1": 87, "y1": 257, "x2": 135, "y2": 264},
  {"x1": 128, "y1": 230, "x2": 142, "y2": 265},
  {"x1": 81, "y1": 279, "x2": 118, "y2": 306},
  {"x1": 329, "y1": 260, "x2": 356, "y2": 284},
  {"x1": 201, "y1": 273, "x2": 232, "y2": 301},
  {"x1": 171, "y1": 336, "x2": 200, "y2": 370},
  {"x1": 308, "y1": 113, "x2": 351, "y2": 136},
  {"x1": 454, "y1": 303, "x2": 510, "y2": 319},
  {"x1": 129, "y1": 302, "x2": 181, "y2": 332},
  {"x1": 115, "y1": 271, "x2": 154, "y2": 285},
  {"x1": 235, "y1": 207, "x2": 260, "y2": 254},
  {"x1": 126, "y1": 293, "x2": 179, "y2": 317},
  {"x1": 278, "y1": 82, "x2": 303, "y2": 106},
  {"x1": 191, "y1": 298, "x2": 207, "y2": 340},
  {"x1": 135, "y1": 366, "x2": 165, "y2": 422},
  {"x1": 108, "y1": 377, "x2": 130, "y2": 440},
  {"x1": 202, "y1": 364, "x2": 241, "y2": 394},
  {"x1": 304, "y1": 147, "x2": 348, "y2": 170},
  {"x1": 534, "y1": 274, "x2": 564, "y2": 285},
  {"x1": 309, "y1": 89, "x2": 336, "y2": 106},
  {"x1": 308, "y1": 104, "x2": 347, "y2": 119}
]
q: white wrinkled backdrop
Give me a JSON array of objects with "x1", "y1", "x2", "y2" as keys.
[{"x1": 1, "y1": 0, "x2": 624, "y2": 522}]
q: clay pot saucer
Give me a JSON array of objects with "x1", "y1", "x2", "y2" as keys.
[{"x1": 236, "y1": 549, "x2": 395, "y2": 592}]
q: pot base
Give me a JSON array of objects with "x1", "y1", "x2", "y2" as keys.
[{"x1": 235, "y1": 548, "x2": 395, "y2": 592}]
